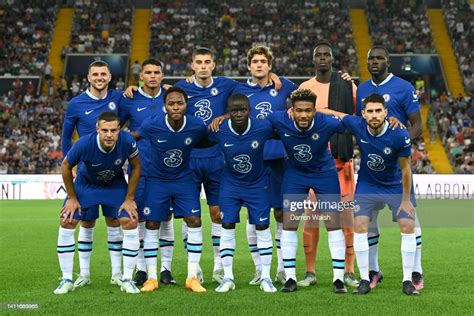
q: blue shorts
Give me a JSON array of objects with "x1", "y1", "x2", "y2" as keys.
[
  {"x1": 282, "y1": 168, "x2": 341, "y2": 213},
  {"x1": 219, "y1": 176, "x2": 271, "y2": 225},
  {"x1": 142, "y1": 177, "x2": 201, "y2": 222},
  {"x1": 354, "y1": 182, "x2": 416, "y2": 221},
  {"x1": 73, "y1": 179, "x2": 127, "y2": 209},
  {"x1": 60, "y1": 201, "x2": 128, "y2": 221},
  {"x1": 265, "y1": 158, "x2": 285, "y2": 209},
  {"x1": 136, "y1": 176, "x2": 146, "y2": 215},
  {"x1": 190, "y1": 155, "x2": 224, "y2": 206}
]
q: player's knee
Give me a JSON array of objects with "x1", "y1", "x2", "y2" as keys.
[
  {"x1": 119, "y1": 217, "x2": 137, "y2": 230},
  {"x1": 105, "y1": 216, "x2": 120, "y2": 227},
  {"x1": 80, "y1": 220, "x2": 95, "y2": 228},
  {"x1": 145, "y1": 221, "x2": 160, "y2": 230},
  {"x1": 185, "y1": 216, "x2": 201, "y2": 228},
  {"x1": 60, "y1": 219, "x2": 78, "y2": 229},
  {"x1": 222, "y1": 222, "x2": 235, "y2": 230},
  {"x1": 399, "y1": 220, "x2": 415, "y2": 234},
  {"x1": 209, "y1": 206, "x2": 221, "y2": 223},
  {"x1": 354, "y1": 216, "x2": 369, "y2": 233},
  {"x1": 255, "y1": 224, "x2": 269, "y2": 231},
  {"x1": 273, "y1": 209, "x2": 283, "y2": 222}
]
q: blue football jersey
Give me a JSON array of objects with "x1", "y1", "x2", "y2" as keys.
[
  {"x1": 356, "y1": 74, "x2": 420, "y2": 125},
  {"x1": 62, "y1": 89, "x2": 122, "y2": 155},
  {"x1": 267, "y1": 111, "x2": 345, "y2": 172},
  {"x1": 66, "y1": 131, "x2": 138, "y2": 186},
  {"x1": 342, "y1": 115, "x2": 412, "y2": 186},
  {"x1": 233, "y1": 78, "x2": 298, "y2": 160},
  {"x1": 137, "y1": 114, "x2": 208, "y2": 180},
  {"x1": 119, "y1": 87, "x2": 165, "y2": 176},
  {"x1": 208, "y1": 117, "x2": 273, "y2": 185},
  {"x1": 175, "y1": 76, "x2": 239, "y2": 158}
]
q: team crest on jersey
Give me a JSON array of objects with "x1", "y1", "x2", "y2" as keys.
[
  {"x1": 383, "y1": 94, "x2": 391, "y2": 102},
  {"x1": 211, "y1": 87, "x2": 219, "y2": 96},
  {"x1": 270, "y1": 89, "x2": 277, "y2": 97},
  {"x1": 114, "y1": 158, "x2": 122, "y2": 165},
  {"x1": 312, "y1": 133, "x2": 320, "y2": 141},
  {"x1": 143, "y1": 207, "x2": 151, "y2": 216},
  {"x1": 251, "y1": 140, "x2": 259, "y2": 149},
  {"x1": 108, "y1": 102, "x2": 116, "y2": 110},
  {"x1": 383, "y1": 147, "x2": 392, "y2": 155},
  {"x1": 185, "y1": 137, "x2": 192, "y2": 145}
]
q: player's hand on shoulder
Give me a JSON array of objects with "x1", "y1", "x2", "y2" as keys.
[
  {"x1": 185, "y1": 75, "x2": 195, "y2": 84},
  {"x1": 287, "y1": 108, "x2": 294, "y2": 120},
  {"x1": 208, "y1": 114, "x2": 228, "y2": 132},
  {"x1": 388, "y1": 116, "x2": 406, "y2": 130},
  {"x1": 269, "y1": 72, "x2": 282, "y2": 90},
  {"x1": 338, "y1": 71, "x2": 353, "y2": 82},
  {"x1": 123, "y1": 85, "x2": 138, "y2": 98},
  {"x1": 61, "y1": 197, "x2": 81, "y2": 223},
  {"x1": 163, "y1": 83, "x2": 172, "y2": 90},
  {"x1": 118, "y1": 199, "x2": 138, "y2": 222}
]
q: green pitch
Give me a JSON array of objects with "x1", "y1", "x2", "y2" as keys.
[{"x1": 0, "y1": 200, "x2": 472, "y2": 314}]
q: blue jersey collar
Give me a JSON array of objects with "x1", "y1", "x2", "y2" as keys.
[
  {"x1": 96, "y1": 134, "x2": 116, "y2": 153},
  {"x1": 228, "y1": 118, "x2": 251, "y2": 136},
  {"x1": 193, "y1": 76, "x2": 214, "y2": 88},
  {"x1": 86, "y1": 89, "x2": 108, "y2": 100},
  {"x1": 367, "y1": 120, "x2": 389, "y2": 137},
  {"x1": 370, "y1": 73, "x2": 394, "y2": 87},
  {"x1": 138, "y1": 86, "x2": 162, "y2": 99},
  {"x1": 165, "y1": 114, "x2": 187, "y2": 132}
]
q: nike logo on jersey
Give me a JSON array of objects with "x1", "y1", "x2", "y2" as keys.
[
  {"x1": 187, "y1": 95, "x2": 194, "y2": 99},
  {"x1": 137, "y1": 107, "x2": 147, "y2": 112},
  {"x1": 259, "y1": 217, "x2": 268, "y2": 221},
  {"x1": 360, "y1": 139, "x2": 369, "y2": 144},
  {"x1": 224, "y1": 143, "x2": 234, "y2": 147},
  {"x1": 246, "y1": 93, "x2": 255, "y2": 98},
  {"x1": 191, "y1": 209, "x2": 200, "y2": 213},
  {"x1": 85, "y1": 110, "x2": 94, "y2": 115},
  {"x1": 92, "y1": 163, "x2": 102, "y2": 167},
  {"x1": 157, "y1": 139, "x2": 167, "y2": 143},
  {"x1": 404, "y1": 137, "x2": 411, "y2": 144},
  {"x1": 284, "y1": 133, "x2": 291, "y2": 137}
]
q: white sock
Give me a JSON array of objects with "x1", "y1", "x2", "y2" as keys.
[
  {"x1": 328, "y1": 229, "x2": 346, "y2": 282},
  {"x1": 211, "y1": 223, "x2": 223, "y2": 271},
  {"x1": 122, "y1": 228, "x2": 139, "y2": 280},
  {"x1": 57, "y1": 226, "x2": 75, "y2": 280},
  {"x1": 136, "y1": 221, "x2": 146, "y2": 272},
  {"x1": 368, "y1": 210, "x2": 380, "y2": 272},
  {"x1": 159, "y1": 219, "x2": 174, "y2": 272},
  {"x1": 107, "y1": 226, "x2": 123, "y2": 277},
  {"x1": 187, "y1": 226, "x2": 203, "y2": 279},
  {"x1": 144, "y1": 228, "x2": 159, "y2": 280},
  {"x1": 281, "y1": 230, "x2": 298, "y2": 281},
  {"x1": 220, "y1": 228, "x2": 235, "y2": 280},
  {"x1": 246, "y1": 221, "x2": 261, "y2": 271},
  {"x1": 354, "y1": 232, "x2": 369, "y2": 281},
  {"x1": 401, "y1": 233, "x2": 416, "y2": 282},
  {"x1": 77, "y1": 226, "x2": 94, "y2": 278},
  {"x1": 182, "y1": 221, "x2": 188, "y2": 256},
  {"x1": 257, "y1": 228, "x2": 273, "y2": 280},
  {"x1": 276, "y1": 221, "x2": 284, "y2": 273},
  {"x1": 414, "y1": 219, "x2": 423, "y2": 274}
]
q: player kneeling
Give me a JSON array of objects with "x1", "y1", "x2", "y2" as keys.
[
  {"x1": 54, "y1": 112, "x2": 141, "y2": 294},
  {"x1": 209, "y1": 94, "x2": 277, "y2": 293}
]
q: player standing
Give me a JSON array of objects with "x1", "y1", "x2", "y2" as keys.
[
  {"x1": 356, "y1": 46, "x2": 423, "y2": 290},
  {"x1": 61, "y1": 61, "x2": 125, "y2": 288},
  {"x1": 54, "y1": 111, "x2": 141, "y2": 294},
  {"x1": 298, "y1": 41, "x2": 359, "y2": 288},
  {"x1": 119, "y1": 59, "x2": 176, "y2": 286},
  {"x1": 132, "y1": 87, "x2": 208, "y2": 292}
]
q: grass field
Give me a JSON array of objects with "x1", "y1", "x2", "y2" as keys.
[{"x1": 0, "y1": 199, "x2": 473, "y2": 314}]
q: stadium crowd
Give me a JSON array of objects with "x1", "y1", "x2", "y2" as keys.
[
  {"x1": 430, "y1": 94, "x2": 473, "y2": 173},
  {"x1": 149, "y1": 0, "x2": 359, "y2": 77},
  {"x1": 443, "y1": 0, "x2": 474, "y2": 94},
  {"x1": 69, "y1": 0, "x2": 134, "y2": 54},
  {"x1": 0, "y1": 0, "x2": 58, "y2": 76},
  {"x1": 366, "y1": 0, "x2": 436, "y2": 54}
]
